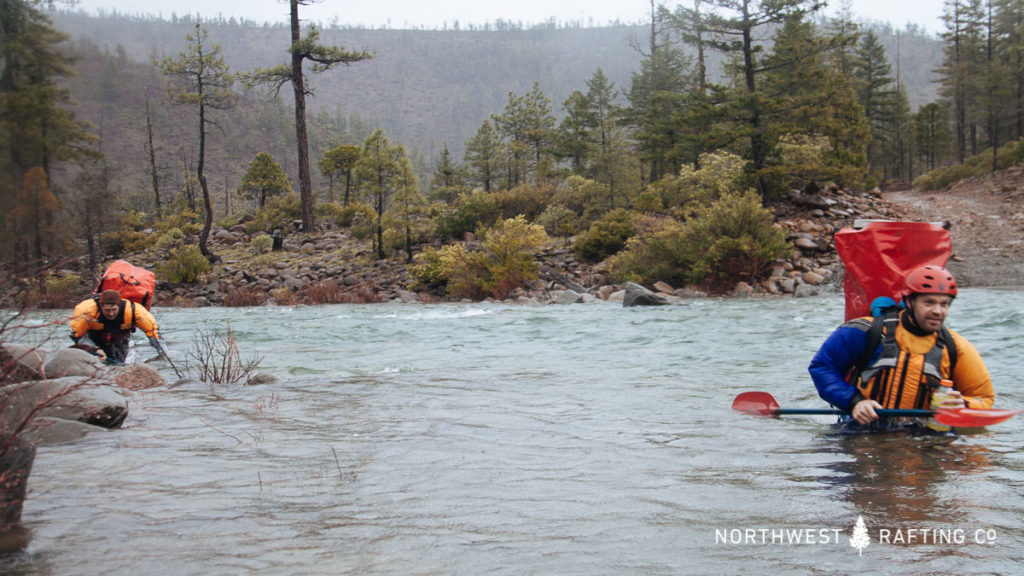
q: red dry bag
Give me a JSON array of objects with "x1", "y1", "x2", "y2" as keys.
[
  {"x1": 94, "y1": 260, "x2": 157, "y2": 310},
  {"x1": 834, "y1": 221, "x2": 951, "y2": 321}
]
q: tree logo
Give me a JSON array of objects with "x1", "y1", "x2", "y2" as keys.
[{"x1": 850, "y1": 515, "x2": 870, "y2": 556}]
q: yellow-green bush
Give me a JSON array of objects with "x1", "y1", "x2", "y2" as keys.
[
  {"x1": 158, "y1": 244, "x2": 212, "y2": 283},
  {"x1": 410, "y1": 216, "x2": 547, "y2": 299},
  {"x1": 482, "y1": 215, "x2": 547, "y2": 297},
  {"x1": 22, "y1": 272, "x2": 86, "y2": 309},
  {"x1": 250, "y1": 233, "x2": 273, "y2": 254},
  {"x1": 154, "y1": 227, "x2": 186, "y2": 253},
  {"x1": 644, "y1": 151, "x2": 747, "y2": 214},
  {"x1": 153, "y1": 209, "x2": 201, "y2": 236}
]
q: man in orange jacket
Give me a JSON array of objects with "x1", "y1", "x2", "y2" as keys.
[
  {"x1": 809, "y1": 265, "x2": 994, "y2": 428},
  {"x1": 69, "y1": 289, "x2": 165, "y2": 364}
]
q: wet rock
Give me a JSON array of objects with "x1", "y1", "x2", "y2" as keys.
[
  {"x1": 794, "y1": 283, "x2": 819, "y2": 298},
  {"x1": 113, "y1": 364, "x2": 166, "y2": 390},
  {"x1": 43, "y1": 347, "x2": 105, "y2": 378},
  {"x1": 247, "y1": 372, "x2": 278, "y2": 385},
  {"x1": 21, "y1": 416, "x2": 103, "y2": 445},
  {"x1": 623, "y1": 282, "x2": 668, "y2": 307},
  {"x1": 652, "y1": 280, "x2": 675, "y2": 294},
  {"x1": 0, "y1": 436, "x2": 34, "y2": 540},
  {"x1": 802, "y1": 271, "x2": 825, "y2": 285},
  {"x1": 732, "y1": 282, "x2": 755, "y2": 296},
  {"x1": 550, "y1": 290, "x2": 584, "y2": 305},
  {"x1": 0, "y1": 344, "x2": 44, "y2": 383},
  {"x1": 3, "y1": 377, "x2": 128, "y2": 429}
]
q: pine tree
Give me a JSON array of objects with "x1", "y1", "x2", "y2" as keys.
[
  {"x1": 239, "y1": 152, "x2": 292, "y2": 209},
  {"x1": 852, "y1": 30, "x2": 901, "y2": 180},
  {"x1": 318, "y1": 144, "x2": 361, "y2": 204},
  {"x1": 10, "y1": 167, "x2": 62, "y2": 267},
  {"x1": 429, "y1": 144, "x2": 467, "y2": 204},
  {"x1": 492, "y1": 84, "x2": 556, "y2": 188},
  {"x1": 356, "y1": 129, "x2": 404, "y2": 260},
  {"x1": 464, "y1": 119, "x2": 501, "y2": 192},
  {"x1": 245, "y1": 0, "x2": 371, "y2": 232},
  {"x1": 939, "y1": 0, "x2": 988, "y2": 162},
  {"x1": 389, "y1": 153, "x2": 426, "y2": 262},
  {"x1": 913, "y1": 102, "x2": 953, "y2": 172},
  {"x1": 697, "y1": 0, "x2": 828, "y2": 196},
  {"x1": 623, "y1": 25, "x2": 693, "y2": 183},
  {"x1": 759, "y1": 13, "x2": 870, "y2": 190},
  {"x1": 0, "y1": 0, "x2": 92, "y2": 268},
  {"x1": 160, "y1": 23, "x2": 237, "y2": 264},
  {"x1": 994, "y1": 0, "x2": 1024, "y2": 141}
]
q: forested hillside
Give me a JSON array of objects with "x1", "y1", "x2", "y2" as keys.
[
  {"x1": 13, "y1": 1, "x2": 987, "y2": 303},
  {"x1": 50, "y1": 9, "x2": 942, "y2": 198}
]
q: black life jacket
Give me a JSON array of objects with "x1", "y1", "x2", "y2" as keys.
[
  {"x1": 89, "y1": 299, "x2": 137, "y2": 344},
  {"x1": 849, "y1": 311, "x2": 958, "y2": 409}
]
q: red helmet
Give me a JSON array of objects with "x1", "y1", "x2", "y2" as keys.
[{"x1": 902, "y1": 265, "x2": 958, "y2": 299}]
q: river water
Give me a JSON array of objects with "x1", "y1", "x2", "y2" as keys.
[{"x1": 3, "y1": 289, "x2": 1024, "y2": 575}]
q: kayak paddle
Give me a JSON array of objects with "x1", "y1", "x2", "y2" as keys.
[{"x1": 732, "y1": 391, "x2": 1023, "y2": 427}]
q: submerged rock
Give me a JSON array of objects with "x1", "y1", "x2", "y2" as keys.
[{"x1": 623, "y1": 282, "x2": 668, "y2": 307}]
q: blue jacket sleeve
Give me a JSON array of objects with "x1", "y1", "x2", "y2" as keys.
[{"x1": 808, "y1": 324, "x2": 872, "y2": 411}]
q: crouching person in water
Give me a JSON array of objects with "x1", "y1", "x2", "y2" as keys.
[
  {"x1": 70, "y1": 289, "x2": 166, "y2": 364},
  {"x1": 808, "y1": 266, "x2": 994, "y2": 431}
]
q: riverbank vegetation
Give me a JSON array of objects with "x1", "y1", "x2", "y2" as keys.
[{"x1": 3, "y1": 1, "x2": 1023, "y2": 304}]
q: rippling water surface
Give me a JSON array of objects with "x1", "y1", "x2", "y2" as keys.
[{"x1": 3, "y1": 289, "x2": 1024, "y2": 575}]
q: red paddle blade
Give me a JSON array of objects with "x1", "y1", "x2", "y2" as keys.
[
  {"x1": 732, "y1": 391, "x2": 780, "y2": 416},
  {"x1": 933, "y1": 408, "x2": 1024, "y2": 427}
]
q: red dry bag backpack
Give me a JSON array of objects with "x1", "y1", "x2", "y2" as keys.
[
  {"x1": 834, "y1": 221, "x2": 951, "y2": 321},
  {"x1": 94, "y1": 260, "x2": 157, "y2": 310}
]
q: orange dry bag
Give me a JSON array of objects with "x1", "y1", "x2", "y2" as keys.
[{"x1": 94, "y1": 260, "x2": 157, "y2": 310}]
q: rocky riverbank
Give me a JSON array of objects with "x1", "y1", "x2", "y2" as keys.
[
  {"x1": 8, "y1": 177, "x2": 1007, "y2": 307},
  {"x1": 2, "y1": 185, "x2": 914, "y2": 308},
  {"x1": 128, "y1": 186, "x2": 901, "y2": 306}
]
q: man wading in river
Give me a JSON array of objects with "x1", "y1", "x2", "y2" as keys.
[
  {"x1": 69, "y1": 289, "x2": 166, "y2": 364},
  {"x1": 808, "y1": 265, "x2": 994, "y2": 430}
]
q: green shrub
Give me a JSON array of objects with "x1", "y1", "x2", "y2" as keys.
[
  {"x1": 154, "y1": 209, "x2": 201, "y2": 236},
  {"x1": 250, "y1": 233, "x2": 273, "y2": 254},
  {"x1": 436, "y1": 190, "x2": 500, "y2": 240},
  {"x1": 409, "y1": 216, "x2": 548, "y2": 299},
  {"x1": 912, "y1": 162, "x2": 976, "y2": 191},
  {"x1": 538, "y1": 204, "x2": 577, "y2": 239},
  {"x1": 408, "y1": 246, "x2": 449, "y2": 291},
  {"x1": 158, "y1": 244, "x2": 212, "y2": 283},
  {"x1": 154, "y1": 227, "x2": 187, "y2": 253},
  {"x1": 315, "y1": 201, "x2": 376, "y2": 229},
  {"x1": 609, "y1": 190, "x2": 788, "y2": 291},
  {"x1": 573, "y1": 208, "x2": 635, "y2": 263},
  {"x1": 492, "y1": 183, "x2": 555, "y2": 221},
  {"x1": 551, "y1": 175, "x2": 606, "y2": 223},
  {"x1": 409, "y1": 244, "x2": 490, "y2": 300},
  {"x1": 243, "y1": 193, "x2": 302, "y2": 235},
  {"x1": 914, "y1": 140, "x2": 1024, "y2": 191}
]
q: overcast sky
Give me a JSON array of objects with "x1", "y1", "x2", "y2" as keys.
[{"x1": 67, "y1": 0, "x2": 946, "y2": 34}]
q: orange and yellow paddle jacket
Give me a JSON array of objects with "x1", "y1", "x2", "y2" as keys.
[
  {"x1": 69, "y1": 297, "x2": 160, "y2": 341},
  {"x1": 809, "y1": 312, "x2": 993, "y2": 411}
]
